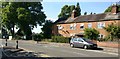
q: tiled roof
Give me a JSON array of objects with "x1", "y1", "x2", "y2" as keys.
[
  {"x1": 56, "y1": 12, "x2": 120, "y2": 24},
  {"x1": 65, "y1": 17, "x2": 76, "y2": 23},
  {"x1": 74, "y1": 13, "x2": 106, "y2": 22},
  {"x1": 54, "y1": 17, "x2": 67, "y2": 24}
]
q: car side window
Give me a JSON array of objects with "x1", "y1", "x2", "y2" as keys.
[
  {"x1": 73, "y1": 38, "x2": 77, "y2": 41},
  {"x1": 77, "y1": 38, "x2": 83, "y2": 42}
]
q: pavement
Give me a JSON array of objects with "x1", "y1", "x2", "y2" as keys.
[{"x1": 0, "y1": 39, "x2": 119, "y2": 57}]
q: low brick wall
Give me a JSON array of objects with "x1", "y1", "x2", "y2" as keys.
[{"x1": 97, "y1": 41, "x2": 119, "y2": 48}]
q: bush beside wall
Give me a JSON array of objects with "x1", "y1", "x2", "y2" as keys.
[{"x1": 51, "y1": 36, "x2": 70, "y2": 43}]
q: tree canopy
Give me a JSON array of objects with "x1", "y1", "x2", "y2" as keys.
[
  {"x1": 58, "y1": 3, "x2": 81, "y2": 19},
  {"x1": 104, "y1": 23, "x2": 120, "y2": 41},
  {"x1": 41, "y1": 20, "x2": 53, "y2": 39},
  {"x1": 1, "y1": 2, "x2": 46, "y2": 39},
  {"x1": 104, "y1": 4, "x2": 120, "y2": 13},
  {"x1": 84, "y1": 28, "x2": 99, "y2": 40}
]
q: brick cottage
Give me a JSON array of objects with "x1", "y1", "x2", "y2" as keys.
[{"x1": 52, "y1": 4, "x2": 120, "y2": 39}]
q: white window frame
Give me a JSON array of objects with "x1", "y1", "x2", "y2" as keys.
[
  {"x1": 70, "y1": 23, "x2": 76, "y2": 30},
  {"x1": 70, "y1": 24, "x2": 74, "y2": 30},
  {"x1": 98, "y1": 34, "x2": 104, "y2": 38},
  {"x1": 97, "y1": 22, "x2": 105, "y2": 29},
  {"x1": 80, "y1": 23, "x2": 84, "y2": 30},
  {"x1": 58, "y1": 25, "x2": 63, "y2": 30},
  {"x1": 88, "y1": 23, "x2": 92, "y2": 28}
]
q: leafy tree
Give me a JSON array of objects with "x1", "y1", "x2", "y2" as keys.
[
  {"x1": 58, "y1": 3, "x2": 81, "y2": 19},
  {"x1": 90, "y1": 12, "x2": 93, "y2": 15},
  {"x1": 1, "y1": 2, "x2": 16, "y2": 37},
  {"x1": 104, "y1": 24, "x2": 120, "y2": 41},
  {"x1": 1, "y1": 2, "x2": 46, "y2": 40},
  {"x1": 84, "y1": 12, "x2": 87, "y2": 15},
  {"x1": 84, "y1": 28, "x2": 99, "y2": 40},
  {"x1": 32, "y1": 33, "x2": 44, "y2": 41},
  {"x1": 104, "y1": 4, "x2": 120, "y2": 13},
  {"x1": 41, "y1": 20, "x2": 53, "y2": 39},
  {"x1": 75, "y1": 3, "x2": 81, "y2": 16}
]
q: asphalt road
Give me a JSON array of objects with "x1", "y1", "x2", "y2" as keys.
[{"x1": 0, "y1": 39, "x2": 118, "y2": 57}]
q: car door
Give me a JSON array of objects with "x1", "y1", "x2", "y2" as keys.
[
  {"x1": 77, "y1": 38, "x2": 84, "y2": 47},
  {"x1": 72, "y1": 38, "x2": 78, "y2": 47}
]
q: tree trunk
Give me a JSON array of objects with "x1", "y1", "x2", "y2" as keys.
[
  {"x1": 26, "y1": 35, "x2": 32, "y2": 40},
  {"x1": 25, "y1": 26, "x2": 32, "y2": 40}
]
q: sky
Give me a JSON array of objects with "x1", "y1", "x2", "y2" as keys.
[{"x1": 32, "y1": 2, "x2": 114, "y2": 33}]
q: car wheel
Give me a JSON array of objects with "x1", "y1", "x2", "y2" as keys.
[
  {"x1": 70, "y1": 44, "x2": 74, "y2": 48},
  {"x1": 83, "y1": 45, "x2": 88, "y2": 49}
]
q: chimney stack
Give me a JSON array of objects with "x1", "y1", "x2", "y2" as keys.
[
  {"x1": 111, "y1": 3, "x2": 118, "y2": 14},
  {"x1": 71, "y1": 9, "x2": 77, "y2": 18}
]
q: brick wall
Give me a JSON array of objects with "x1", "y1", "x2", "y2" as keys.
[
  {"x1": 53, "y1": 20, "x2": 120, "y2": 37},
  {"x1": 97, "y1": 41, "x2": 119, "y2": 48}
]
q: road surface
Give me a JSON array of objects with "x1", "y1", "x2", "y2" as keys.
[{"x1": 0, "y1": 39, "x2": 118, "y2": 57}]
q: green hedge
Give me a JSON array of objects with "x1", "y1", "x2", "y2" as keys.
[
  {"x1": 51, "y1": 36, "x2": 69, "y2": 43},
  {"x1": 32, "y1": 34, "x2": 43, "y2": 41}
]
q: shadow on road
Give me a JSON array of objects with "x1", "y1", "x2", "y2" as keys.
[
  {"x1": 77, "y1": 47, "x2": 104, "y2": 51},
  {"x1": 91, "y1": 47, "x2": 104, "y2": 50},
  {"x1": 1, "y1": 46, "x2": 47, "y2": 59}
]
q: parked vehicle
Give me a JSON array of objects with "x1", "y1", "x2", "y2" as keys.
[{"x1": 70, "y1": 37, "x2": 97, "y2": 49}]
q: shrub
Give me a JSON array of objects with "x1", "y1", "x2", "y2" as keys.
[
  {"x1": 41, "y1": 39, "x2": 52, "y2": 42},
  {"x1": 103, "y1": 35, "x2": 118, "y2": 42},
  {"x1": 51, "y1": 36, "x2": 69, "y2": 43},
  {"x1": 32, "y1": 34, "x2": 43, "y2": 41},
  {"x1": 103, "y1": 35, "x2": 110, "y2": 41},
  {"x1": 84, "y1": 28, "x2": 99, "y2": 40}
]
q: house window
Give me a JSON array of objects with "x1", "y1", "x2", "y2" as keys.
[
  {"x1": 58, "y1": 25, "x2": 63, "y2": 30},
  {"x1": 70, "y1": 23, "x2": 76, "y2": 30},
  {"x1": 97, "y1": 22, "x2": 105, "y2": 29},
  {"x1": 98, "y1": 34, "x2": 104, "y2": 38},
  {"x1": 70, "y1": 24, "x2": 74, "y2": 30},
  {"x1": 88, "y1": 23, "x2": 92, "y2": 28},
  {"x1": 80, "y1": 23, "x2": 84, "y2": 29}
]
